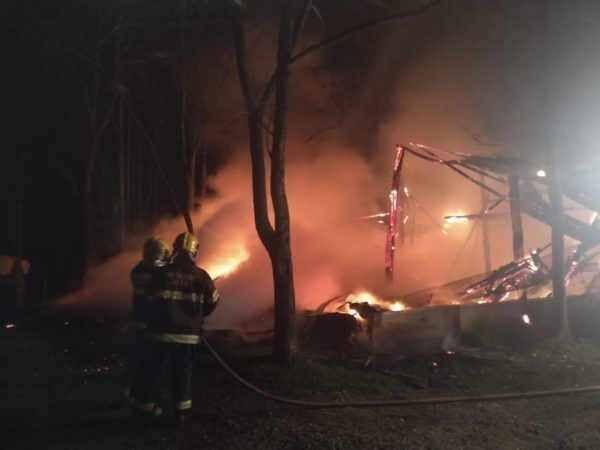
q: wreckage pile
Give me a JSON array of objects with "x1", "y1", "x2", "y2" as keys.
[{"x1": 307, "y1": 144, "x2": 600, "y2": 355}]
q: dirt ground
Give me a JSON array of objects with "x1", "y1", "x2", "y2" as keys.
[{"x1": 3, "y1": 306, "x2": 600, "y2": 449}]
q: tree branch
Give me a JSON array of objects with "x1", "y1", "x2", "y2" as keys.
[
  {"x1": 190, "y1": 49, "x2": 235, "y2": 159},
  {"x1": 232, "y1": 10, "x2": 258, "y2": 114},
  {"x1": 258, "y1": 0, "x2": 441, "y2": 114},
  {"x1": 305, "y1": 120, "x2": 343, "y2": 143},
  {"x1": 258, "y1": 0, "x2": 312, "y2": 114},
  {"x1": 231, "y1": 4, "x2": 275, "y2": 243},
  {"x1": 259, "y1": 72, "x2": 277, "y2": 114},
  {"x1": 127, "y1": 102, "x2": 194, "y2": 232},
  {"x1": 291, "y1": 0, "x2": 444, "y2": 63}
]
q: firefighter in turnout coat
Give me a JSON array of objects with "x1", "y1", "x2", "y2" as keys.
[
  {"x1": 132, "y1": 232, "x2": 219, "y2": 425},
  {"x1": 121, "y1": 237, "x2": 171, "y2": 402}
]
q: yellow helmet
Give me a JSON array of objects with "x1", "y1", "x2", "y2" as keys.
[
  {"x1": 143, "y1": 236, "x2": 172, "y2": 262},
  {"x1": 173, "y1": 232, "x2": 199, "y2": 256}
]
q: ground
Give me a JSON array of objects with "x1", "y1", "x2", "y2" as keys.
[{"x1": 3, "y1": 306, "x2": 600, "y2": 449}]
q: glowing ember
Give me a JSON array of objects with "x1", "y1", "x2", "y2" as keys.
[
  {"x1": 389, "y1": 301, "x2": 406, "y2": 311},
  {"x1": 345, "y1": 306, "x2": 362, "y2": 319},
  {"x1": 346, "y1": 291, "x2": 380, "y2": 305},
  {"x1": 204, "y1": 247, "x2": 250, "y2": 279},
  {"x1": 4, "y1": 323, "x2": 15, "y2": 329},
  {"x1": 338, "y1": 295, "x2": 367, "y2": 320},
  {"x1": 444, "y1": 212, "x2": 469, "y2": 224},
  {"x1": 344, "y1": 291, "x2": 407, "y2": 313},
  {"x1": 565, "y1": 260, "x2": 578, "y2": 286},
  {"x1": 497, "y1": 292, "x2": 511, "y2": 302},
  {"x1": 522, "y1": 314, "x2": 532, "y2": 325},
  {"x1": 358, "y1": 212, "x2": 389, "y2": 219}
]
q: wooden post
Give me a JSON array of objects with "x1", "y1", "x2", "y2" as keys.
[
  {"x1": 509, "y1": 173, "x2": 528, "y2": 303},
  {"x1": 508, "y1": 173, "x2": 525, "y2": 261},
  {"x1": 385, "y1": 145, "x2": 406, "y2": 280},
  {"x1": 538, "y1": 0, "x2": 569, "y2": 339},
  {"x1": 480, "y1": 174, "x2": 492, "y2": 273},
  {"x1": 548, "y1": 148, "x2": 569, "y2": 338}
]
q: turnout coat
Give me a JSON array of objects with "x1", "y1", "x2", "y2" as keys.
[{"x1": 144, "y1": 252, "x2": 219, "y2": 344}]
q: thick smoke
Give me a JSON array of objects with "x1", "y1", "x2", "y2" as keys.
[
  {"x1": 60, "y1": 136, "x2": 551, "y2": 330},
  {"x1": 61, "y1": 0, "x2": 599, "y2": 328}
]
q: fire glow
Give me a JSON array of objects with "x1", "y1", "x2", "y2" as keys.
[
  {"x1": 342, "y1": 291, "x2": 407, "y2": 317},
  {"x1": 444, "y1": 212, "x2": 469, "y2": 224},
  {"x1": 204, "y1": 246, "x2": 250, "y2": 280}
]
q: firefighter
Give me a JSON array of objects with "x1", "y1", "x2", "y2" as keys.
[
  {"x1": 132, "y1": 232, "x2": 220, "y2": 426},
  {"x1": 120, "y1": 236, "x2": 172, "y2": 402}
]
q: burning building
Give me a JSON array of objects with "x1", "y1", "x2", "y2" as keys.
[{"x1": 305, "y1": 142, "x2": 600, "y2": 355}]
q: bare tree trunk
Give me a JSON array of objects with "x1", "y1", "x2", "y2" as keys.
[
  {"x1": 16, "y1": 148, "x2": 24, "y2": 307},
  {"x1": 118, "y1": 100, "x2": 126, "y2": 250},
  {"x1": 81, "y1": 33, "x2": 118, "y2": 261},
  {"x1": 231, "y1": 0, "x2": 442, "y2": 363},
  {"x1": 538, "y1": 0, "x2": 570, "y2": 340},
  {"x1": 82, "y1": 138, "x2": 100, "y2": 261},
  {"x1": 126, "y1": 105, "x2": 133, "y2": 228},
  {"x1": 180, "y1": 0, "x2": 196, "y2": 216},
  {"x1": 116, "y1": 25, "x2": 126, "y2": 250},
  {"x1": 231, "y1": 16, "x2": 273, "y2": 246},
  {"x1": 269, "y1": 1, "x2": 299, "y2": 362},
  {"x1": 232, "y1": 1, "x2": 309, "y2": 363},
  {"x1": 200, "y1": 146, "x2": 207, "y2": 207},
  {"x1": 187, "y1": 152, "x2": 197, "y2": 213}
]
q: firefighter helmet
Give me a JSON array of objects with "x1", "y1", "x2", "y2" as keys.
[
  {"x1": 173, "y1": 232, "x2": 199, "y2": 256},
  {"x1": 143, "y1": 236, "x2": 172, "y2": 262}
]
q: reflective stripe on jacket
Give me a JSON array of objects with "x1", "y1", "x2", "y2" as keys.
[{"x1": 144, "y1": 252, "x2": 219, "y2": 343}]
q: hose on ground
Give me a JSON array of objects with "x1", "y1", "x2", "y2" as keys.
[{"x1": 202, "y1": 338, "x2": 600, "y2": 409}]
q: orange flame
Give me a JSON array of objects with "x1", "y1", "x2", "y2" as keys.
[
  {"x1": 204, "y1": 246, "x2": 250, "y2": 280},
  {"x1": 343, "y1": 290, "x2": 407, "y2": 315}
]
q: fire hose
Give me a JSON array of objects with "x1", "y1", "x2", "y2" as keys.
[{"x1": 201, "y1": 337, "x2": 600, "y2": 409}]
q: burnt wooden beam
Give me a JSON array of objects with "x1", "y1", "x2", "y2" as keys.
[
  {"x1": 480, "y1": 174, "x2": 492, "y2": 273},
  {"x1": 508, "y1": 173, "x2": 525, "y2": 260},
  {"x1": 520, "y1": 181, "x2": 600, "y2": 245}
]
